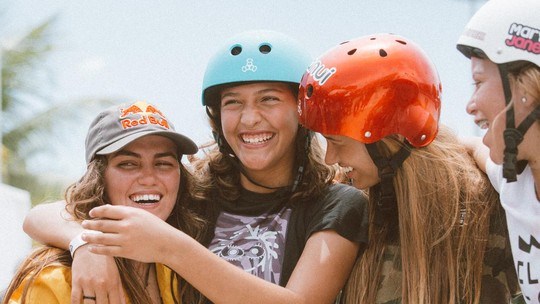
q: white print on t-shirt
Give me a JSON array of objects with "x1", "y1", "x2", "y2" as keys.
[
  {"x1": 209, "y1": 209, "x2": 291, "y2": 284},
  {"x1": 487, "y1": 160, "x2": 540, "y2": 304}
]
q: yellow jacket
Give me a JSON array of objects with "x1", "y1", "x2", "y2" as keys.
[{"x1": 8, "y1": 263, "x2": 177, "y2": 304}]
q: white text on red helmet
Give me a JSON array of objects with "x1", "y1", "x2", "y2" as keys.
[{"x1": 307, "y1": 60, "x2": 337, "y2": 85}]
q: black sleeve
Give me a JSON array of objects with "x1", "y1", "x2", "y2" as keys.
[{"x1": 307, "y1": 183, "x2": 369, "y2": 244}]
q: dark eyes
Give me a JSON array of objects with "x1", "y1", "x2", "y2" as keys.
[{"x1": 116, "y1": 160, "x2": 176, "y2": 169}]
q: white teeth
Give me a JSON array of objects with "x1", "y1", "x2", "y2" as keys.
[
  {"x1": 477, "y1": 120, "x2": 489, "y2": 130},
  {"x1": 241, "y1": 134, "x2": 273, "y2": 144},
  {"x1": 342, "y1": 166, "x2": 353, "y2": 173},
  {"x1": 131, "y1": 194, "x2": 161, "y2": 203}
]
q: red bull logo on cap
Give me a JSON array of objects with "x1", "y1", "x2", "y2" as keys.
[{"x1": 118, "y1": 101, "x2": 170, "y2": 130}]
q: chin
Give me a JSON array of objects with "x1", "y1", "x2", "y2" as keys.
[{"x1": 489, "y1": 152, "x2": 504, "y2": 165}]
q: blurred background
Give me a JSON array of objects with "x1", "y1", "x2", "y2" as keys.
[{"x1": 1, "y1": 0, "x2": 487, "y2": 292}]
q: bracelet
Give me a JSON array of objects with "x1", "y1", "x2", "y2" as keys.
[{"x1": 69, "y1": 230, "x2": 102, "y2": 258}]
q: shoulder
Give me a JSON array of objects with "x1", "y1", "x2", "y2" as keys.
[
  {"x1": 8, "y1": 265, "x2": 72, "y2": 303},
  {"x1": 303, "y1": 183, "x2": 369, "y2": 243},
  {"x1": 324, "y1": 182, "x2": 366, "y2": 199},
  {"x1": 319, "y1": 183, "x2": 368, "y2": 209}
]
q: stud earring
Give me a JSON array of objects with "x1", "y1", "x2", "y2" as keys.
[{"x1": 521, "y1": 96, "x2": 527, "y2": 103}]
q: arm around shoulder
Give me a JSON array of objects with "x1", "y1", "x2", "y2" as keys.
[
  {"x1": 460, "y1": 136, "x2": 490, "y2": 173},
  {"x1": 23, "y1": 200, "x2": 83, "y2": 248}
]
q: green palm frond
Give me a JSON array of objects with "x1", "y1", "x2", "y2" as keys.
[
  {"x1": 1, "y1": 14, "x2": 121, "y2": 202},
  {"x1": 2, "y1": 16, "x2": 57, "y2": 115}
]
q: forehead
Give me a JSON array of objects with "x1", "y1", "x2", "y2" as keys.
[
  {"x1": 120, "y1": 135, "x2": 178, "y2": 153},
  {"x1": 471, "y1": 57, "x2": 499, "y2": 75},
  {"x1": 220, "y1": 82, "x2": 292, "y2": 95}
]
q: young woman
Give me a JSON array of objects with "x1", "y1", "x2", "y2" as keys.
[
  {"x1": 457, "y1": 0, "x2": 540, "y2": 302},
  {"x1": 24, "y1": 30, "x2": 369, "y2": 304},
  {"x1": 4, "y1": 101, "x2": 205, "y2": 304},
  {"x1": 298, "y1": 33, "x2": 522, "y2": 304}
]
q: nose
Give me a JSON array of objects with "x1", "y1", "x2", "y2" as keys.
[
  {"x1": 466, "y1": 97, "x2": 477, "y2": 116},
  {"x1": 137, "y1": 165, "x2": 157, "y2": 185},
  {"x1": 240, "y1": 104, "x2": 262, "y2": 127}
]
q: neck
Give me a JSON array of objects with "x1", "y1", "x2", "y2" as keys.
[{"x1": 240, "y1": 165, "x2": 293, "y2": 193}]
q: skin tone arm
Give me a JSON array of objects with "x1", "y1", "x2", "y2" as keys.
[
  {"x1": 23, "y1": 201, "x2": 125, "y2": 304},
  {"x1": 82, "y1": 205, "x2": 360, "y2": 304},
  {"x1": 460, "y1": 136, "x2": 490, "y2": 173}
]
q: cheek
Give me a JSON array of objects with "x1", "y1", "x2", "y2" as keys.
[
  {"x1": 485, "y1": 117, "x2": 506, "y2": 164},
  {"x1": 219, "y1": 113, "x2": 237, "y2": 143}
]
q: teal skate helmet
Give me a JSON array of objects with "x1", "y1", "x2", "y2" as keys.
[
  {"x1": 202, "y1": 30, "x2": 312, "y2": 106},
  {"x1": 201, "y1": 30, "x2": 313, "y2": 192}
]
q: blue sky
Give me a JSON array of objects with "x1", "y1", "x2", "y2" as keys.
[{"x1": 4, "y1": 0, "x2": 487, "y2": 180}]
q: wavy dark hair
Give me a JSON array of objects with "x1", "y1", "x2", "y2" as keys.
[
  {"x1": 3, "y1": 155, "x2": 206, "y2": 304},
  {"x1": 190, "y1": 82, "x2": 335, "y2": 207}
]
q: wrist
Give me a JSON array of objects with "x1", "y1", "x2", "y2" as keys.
[{"x1": 69, "y1": 229, "x2": 102, "y2": 258}]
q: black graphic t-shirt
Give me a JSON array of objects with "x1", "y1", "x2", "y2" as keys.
[
  {"x1": 203, "y1": 183, "x2": 369, "y2": 287},
  {"x1": 209, "y1": 198, "x2": 291, "y2": 283}
]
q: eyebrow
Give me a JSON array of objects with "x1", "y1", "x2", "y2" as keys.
[
  {"x1": 111, "y1": 150, "x2": 178, "y2": 159},
  {"x1": 221, "y1": 88, "x2": 285, "y2": 99}
]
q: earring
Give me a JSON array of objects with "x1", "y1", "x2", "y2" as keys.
[{"x1": 521, "y1": 96, "x2": 527, "y2": 103}]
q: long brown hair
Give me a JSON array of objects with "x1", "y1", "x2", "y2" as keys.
[
  {"x1": 342, "y1": 126, "x2": 496, "y2": 304},
  {"x1": 3, "y1": 156, "x2": 206, "y2": 304}
]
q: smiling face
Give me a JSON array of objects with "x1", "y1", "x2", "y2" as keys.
[
  {"x1": 323, "y1": 134, "x2": 380, "y2": 190},
  {"x1": 220, "y1": 82, "x2": 299, "y2": 188},
  {"x1": 104, "y1": 135, "x2": 180, "y2": 221},
  {"x1": 484, "y1": 97, "x2": 540, "y2": 165},
  {"x1": 466, "y1": 57, "x2": 506, "y2": 132}
]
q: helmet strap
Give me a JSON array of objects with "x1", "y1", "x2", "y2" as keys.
[
  {"x1": 366, "y1": 141, "x2": 412, "y2": 228},
  {"x1": 213, "y1": 124, "x2": 311, "y2": 193},
  {"x1": 498, "y1": 65, "x2": 539, "y2": 182}
]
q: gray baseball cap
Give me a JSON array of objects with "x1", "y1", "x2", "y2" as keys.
[{"x1": 85, "y1": 101, "x2": 198, "y2": 164}]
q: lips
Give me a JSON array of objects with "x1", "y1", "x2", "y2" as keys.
[
  {"x1": 475, "y1": 119, "x2": 489, "y2": 129},
  {"x1": 341, "y1": 166, "x2": 353, "y2": 179},
  {"x1": 240, "y1": 132, "x2": 274, "y2": 144},
  {"x1": 130, "y1": 194, "x2": 161, "y2": 204}
]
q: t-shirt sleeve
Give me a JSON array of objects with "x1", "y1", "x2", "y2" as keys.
[
  {"x1": 486, "y1": 157, "x2": 503, "y2": 193},
  {"x1": 8, "y1": 266, "x2": 72, "y2": 304},
  {"x1": 307, "y1": 183, "x2": 369, "y2": 244}
]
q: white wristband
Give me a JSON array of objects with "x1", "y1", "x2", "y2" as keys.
[{"x1": 69, "y1": 230, "x2": 102, "y2": 258}]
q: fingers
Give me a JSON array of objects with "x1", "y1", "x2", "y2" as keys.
[
  {"x1": 71, "y1": 284, "x2": 82, "y2": 304},
  {"x1": 89, "y1": 204, "x2": 139, "y2": 220},
  {"x1": 94, "y1": 288, "x2": 109, "y2": 304},
  {"x1": 82, "y1": 218, "x2": 120, "y2": 234},
  {"x1": 82, "y1": 293, "x2": 98, "y2": 304},
  {"x1": 106, "y1": 282, "x2": 125, "y2": 304}
]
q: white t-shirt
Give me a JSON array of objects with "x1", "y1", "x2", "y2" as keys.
[{"x1": 487, "y1": 159, "x2": 540, "y2": 303}]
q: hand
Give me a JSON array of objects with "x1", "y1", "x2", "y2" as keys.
[
  {"x1": 459, "y1": 135, "x2": 483, "y2": 155},
  {"x1": 81, "y1": 205, "x2": 178, "y2": 264},
  {"x1": 71, "y1": 245, "x2": 125, "y2": 304}
]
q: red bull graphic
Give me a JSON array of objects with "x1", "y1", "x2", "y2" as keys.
[
  {"x1": 118, "y1": 101, "x2": 170, "y2": 130},
  {"x1": 506, "y1": 23, "x2": 540, "y2": 55}
]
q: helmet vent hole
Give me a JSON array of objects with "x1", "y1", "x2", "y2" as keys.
[
  {"x1": 379, "y1": 49, "x2": 388, "y2": 57},
  {"x1": 259, "y1": 44, "x2": 272, "y2": 54},
  {"x1": 396, "y1": 40, "x2": 407, "y2": 45},
  {"x1": 306, "y1": 85, "x2": 314, "y2": 97},
  {"x1": 348, "y1": 49, "x2": 357, "y2": 55},
  {"x1": 231, "y1": 46, "x2": 242, "y2": 56},
  {"x1": 370, "y1": 37, "x2": 376, "y2": 40}
]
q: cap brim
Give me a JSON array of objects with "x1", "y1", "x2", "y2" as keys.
[{"x1": 96, "y1": 130, "x2": 198, "y2": 156}]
